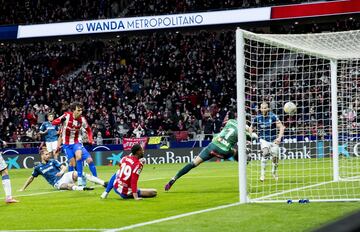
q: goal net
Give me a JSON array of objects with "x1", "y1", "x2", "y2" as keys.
[{"x1": 236, "y1": 29, "x2": 360, "y2": 203}]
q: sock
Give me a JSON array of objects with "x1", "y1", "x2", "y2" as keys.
[
  {"x1": 85, "y1": 173, "x2": 104, "y2": 186},
  {"x1": 260, "y1": 157, "x2": 266, "y2": 177},
  {"x1": 106, "y1": 173, "x2": 116, "y2": 193},
  {"x1": 76, "y1": 159, "x2": 83, "y2": 177},
  {"x1": 272, "y1": 162, "x2": 278, "y2": 176},
  {"x1": 68, "y1": 165, "x2": 75, "y2": 172},
  {"x1": 88, "y1": 162, "x2": 97, "y2": 177},
  {"x1": 71, "y1": 185, "x2": 84, "y2": 191},
  {"x1": 174, "y1": 162, "x2": 196, "y2": 180},
  {"x1": 2, "y1": 175, "x2": 12, "y2": 198}
]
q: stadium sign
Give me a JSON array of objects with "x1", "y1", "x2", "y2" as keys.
[
  {"x1": 17, "y1": 8, "x2": 270, "y2": 38},
  {"x1": 2, "y1": 141, "x2": 359, "y2": 169}
]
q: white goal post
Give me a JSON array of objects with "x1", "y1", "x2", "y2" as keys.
[{"x1": 237, "y1": 28, "x2": 360, "y2": 203}]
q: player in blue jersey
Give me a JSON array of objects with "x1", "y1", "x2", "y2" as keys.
[
  {"x1": 19, "y1": 149, "x2": 106, "y2": 191},
  {"x1": 39, "y1": 113, "x2": 60, "y2": 160},
  {"x1": 250, "y1": 102, "x2": 285, "y2": 181},
  {"x1": 0, "y1": 139, "x2": 19, "y2": 203}
]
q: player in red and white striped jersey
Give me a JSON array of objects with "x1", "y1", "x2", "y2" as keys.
[
  {"x1": 52, "y1": 102, "x2": 93, "y2": 186},
  {"x1": 100, "y1": 144, "x2": 157, "y2": 200}
]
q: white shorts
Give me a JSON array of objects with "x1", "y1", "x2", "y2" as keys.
[
  {"x1": 0, "y1": 154, "x2": 7, "y2": 171},
  {"x1": 259, "y1": 139, "x2": 279, "y2": 157},
  {"x1": 54, "y1": 171, "x2": 75, "y2": 189},
  {"x1": 46, "y1": 141, "x2": 58, "y2": 153}
]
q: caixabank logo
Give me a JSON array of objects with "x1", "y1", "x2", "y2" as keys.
[{"x1": 2, "y1": 149, "x2": 21, "y2": 169}]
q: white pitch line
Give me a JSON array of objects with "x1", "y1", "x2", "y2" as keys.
[
  {"x1": 1, "y1": 202, "x2": 242, "y2": 232},
  {"x1": 253, "y1": 180, "x2": 335, "y2": 201},
  {"x1": 0, "y1": 229, "x2": 105, "y2": 232},
  {"x1": 104, "y1": 202, "x2": 241, "y2": 232}
]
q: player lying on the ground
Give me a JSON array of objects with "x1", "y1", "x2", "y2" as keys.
[
  {"x1": 164, "y1": 111, "x2": 240, "y2": 191},
  {"x1": 100, "y1": 144, "x2": 157, "y2": 200},
  {"x1": 0, "y1": 139, "x2": 19, "y2": 203},
  {"x1": 19, "y1": 149, "x2": 106, "y2": 191}
]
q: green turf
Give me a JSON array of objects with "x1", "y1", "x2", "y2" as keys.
[{"x1": 0, "y1": 162, "x2": 359, "y2": 231}]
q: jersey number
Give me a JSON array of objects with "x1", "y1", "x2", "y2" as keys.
[
  {"x1": 119, "y1": 163, "x2": 132, "y2": 181},
  {"x1": 224, "y1": 128, "x2": 235, "y2": 139}
]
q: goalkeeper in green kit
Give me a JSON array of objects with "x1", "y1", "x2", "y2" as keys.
[{"x1": 165, "y1": 111, "x2": 253, "y2": 191}]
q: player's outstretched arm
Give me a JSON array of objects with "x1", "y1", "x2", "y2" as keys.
[
  {"x1": 52, "y1": 114, "x2": 67, "y2": 126},
  {"x1": 19, "y1": 176, "x2": 35, "y2": 191}
]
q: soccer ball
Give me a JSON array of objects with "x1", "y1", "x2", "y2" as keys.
[{"x1": 284, "y1": 102, "x2": 297, "y2": 115}]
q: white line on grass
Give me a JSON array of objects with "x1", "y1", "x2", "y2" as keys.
[
  {"x1": 104, "y1": 202, "x2": 241, "y2": 232},
  {"x1": 253, "y1": 180, "x2": 335, "y2": 201},
  {"x1": 1, "y1": 202, "x2": 241, "y2": 232}
]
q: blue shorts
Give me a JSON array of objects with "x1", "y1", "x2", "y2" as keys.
[
  {"x1": 62, "y1": 143, "x2": 83, "y2": 160},
  {"x1": 81, "y1": 146, "x2": 91, "y2": 161},
  {"x1": 114, "y1": 188, "x2": 141, "y2": 199}
]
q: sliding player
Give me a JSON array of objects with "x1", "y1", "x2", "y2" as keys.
[
  {"x1": 164, "y1": 111, "x2": 239, "y2": 191},
  {"x1": 250, "y1": 101, "x2": 285, "y2": 181},
  {"x1": 101, "y1": 144, "x2": 157, "y2": 200},
  {"x1": 0, "y1": 139, "x2": 19, "y2": 203},
  {"x1": 52, "y1": 102, "x2": 93, "y2": 186},
  {"x1": 19, "y1": 149, "x2": 106, "y2": 191}
]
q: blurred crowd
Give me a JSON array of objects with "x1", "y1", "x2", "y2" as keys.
[
  {"x1": 0, "y1": 30, "x2": 237, "y2": 145},
  {"x1": 0, "y1": 3, "x2": 358, "y2": 146},
  {"x1": 0, "y1": 0, "x2": 333, "y2": 25}
]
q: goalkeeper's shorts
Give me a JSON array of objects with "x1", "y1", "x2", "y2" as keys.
[{"x1": 198, "y1": 143, "x2": 234, "y2": 161}]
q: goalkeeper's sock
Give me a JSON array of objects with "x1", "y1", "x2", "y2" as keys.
[
  {"x1": 260, "y1": 157, "x2": 266, "y2": 178},
  {"x1": 174, "y1": 162, "x2": 196, "y2": 180},
  {"x1": 88, "y1": 162, "x2": 97, "y2": 177}
]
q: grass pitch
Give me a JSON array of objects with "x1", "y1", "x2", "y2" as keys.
[{"x1": 1, "y1": 162, "x2": 360, "y2": 231}]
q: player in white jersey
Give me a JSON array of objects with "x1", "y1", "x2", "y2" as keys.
[{"x1": 0, "y1": 139, "x2": 19, "y2": 203}]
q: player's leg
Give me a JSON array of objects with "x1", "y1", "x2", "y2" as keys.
[
  {"x1": 51, "y1": 141, "x2": 59, "y2": 160},
  {"x1": 165, "y1": 144, "x2": 215, "y2": 191},
  {"x1": 0, "y1": 154, "x2": 18, "y2": 203},
  {"x1": 82, "y1": 147, "x2": 97, "y2": 177},
  {"x1": 63, "y1": 145, "x2": 76, "y2": 171},
  {"x1": 270, "y1": 143, "x2": 280, "y2": 181},
  {"x1": 45, "y1": 142, "x2": 54, "y2": 160},
  {"x1": 260, "y1": 139, "x2": 271, "y2": 181},
  {"x1": 138, "y1": 188, "x2": 157, "y2": 198},
  {"x1": 74, "y1": 144, "x2": 85, "y2": 186},
  {"x1": 56, "y1": 172, "x2": 93, "y2": 191},
  {"x1": 1, "y1": 168, "x2": 19, "y2": 203},
  {"x1": 101, "y1": 171, "x2": 118, "y2": 199}
]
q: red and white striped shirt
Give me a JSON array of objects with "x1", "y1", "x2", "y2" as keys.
[
  {"x1": 114, "y1": 155, "x2": 143, "y2": 196},
  {"x1": 52, "y1": 112, "x2": 93, "y2": 145}
]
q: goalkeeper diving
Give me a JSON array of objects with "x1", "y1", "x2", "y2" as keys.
[{"x1": 164, "y1": 111, "x2": 256, "y2": 191}]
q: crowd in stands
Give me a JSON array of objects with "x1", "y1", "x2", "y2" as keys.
[
  {"x1": 0, "y1": 29, "x2": 238, "y2": 145},
  {"x1": 0, "y1": 0, "x2": 333, "y2": 25},
  {"x1": 0, "y1": 3, "x2": 358, "y2": 146}
]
